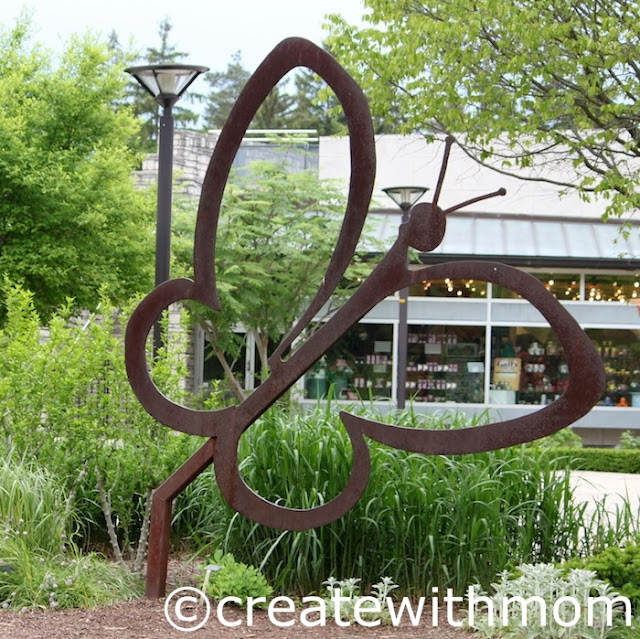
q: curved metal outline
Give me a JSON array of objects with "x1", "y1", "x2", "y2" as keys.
[{"x1": 125, "y1": 36, "x2": 606, "y2": 580}]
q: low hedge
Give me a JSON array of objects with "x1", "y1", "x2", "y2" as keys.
[{"x1": 545, "y1": 447, "x2": 640, "y2": 474}]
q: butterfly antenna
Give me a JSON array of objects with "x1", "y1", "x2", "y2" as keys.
[
  {"x1": 444, "y1": 188, "x2": 507, "y2": 215},
  {"x1": 432, "y1": 135, "x2": 455, "y2": 207}
]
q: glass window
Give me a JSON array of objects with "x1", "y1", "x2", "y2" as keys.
[
  {"x1": 493, "y1": 273, "x2": 580, "y2": 300},
  {"x1": 203, "y1": 331, "x2": 247, "y2": 403},
  {"x1": 490, "y1": 326, "x2": 568, "y2": 406},
  {"x1": 305, "y1": 323, "x2": 393, "y2": 400},
  {"x1": 406, "y1": 325, "x2": 485, "y2": 403},
  {"x1": 584, "y1": 274, "x2": 640, "y2": 303},
  {"x1": 408, "y1": 278, "x2": 487, "y2": 298},
  {"x1": 586, "y1": 329, "x2": 640, "y2": 407}
]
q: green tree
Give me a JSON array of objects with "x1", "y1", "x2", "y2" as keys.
[
  {"x1": 291, "y1": 65, "x2": 346, "y2": 136},
  {"x1": 203, "y1": 52, "x2": 297, "y2": 131},
  {"x1": 251, "y1": 85, "x2": 295, "y2": 129},
  {"x1": 327, "y1": 0, "x2": 640, "y2": 223},
  {"x1": 0, "y1": 18, "x2": 154, "y2": 319},
  {"x1": 202, "y1": 51, "x2": 252, "y2": 129},
  {"x1": 172, "y1": 159, "x2": 378, "y2": 401}
]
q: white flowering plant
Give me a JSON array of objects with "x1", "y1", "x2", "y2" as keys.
[{"x1": 467, "y1": 563, "x2": 631, "y2": 639}]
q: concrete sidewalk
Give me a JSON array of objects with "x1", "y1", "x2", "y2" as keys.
[{"x1": 568, "y1": 471, "x2": 640, "y2": 517}]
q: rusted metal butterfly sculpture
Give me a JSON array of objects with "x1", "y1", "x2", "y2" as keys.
[{"x1": 125, "y1": 37, "x2": 605, "y2": 596}]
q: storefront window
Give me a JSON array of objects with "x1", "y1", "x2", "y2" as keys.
[
  {"x1": 493, "y1": 273, "x2": 580, "y2": 300},
  {"x1": 406, "y1": 325, "x2": 485, "y2": 403},
  {"x1": 408, "y1": 278, "x2": 487, "y2": 298},
  {"x1": 305, "y1": 323, "x2": 393, "y2": 400},
  {"x1": 587, "y1": 329, "x2": 640, "y2": 407},
  {"x1": 584, "y1": 274, "x2": 640, "y2": 303},
  {"x1": 490, "y1": 327, "x2": 568, "y2": 405}
]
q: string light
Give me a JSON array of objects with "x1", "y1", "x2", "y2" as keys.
[{"x1": 417, "y1": 275, "x2": 637, "y2": 302}]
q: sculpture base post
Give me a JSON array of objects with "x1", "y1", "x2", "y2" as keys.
[{"x1": 145, "y1": 438, "x2": 216, "y2": 598}]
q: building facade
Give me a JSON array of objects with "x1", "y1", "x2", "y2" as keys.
[{"x1": 143, "y1": 131, "x2": 640, "y2": 446}]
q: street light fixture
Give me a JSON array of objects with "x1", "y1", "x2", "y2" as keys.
[
  {"x1": 382, "y1": 185, "x2": 429, "y2": 409},
  {"x1": 125, "y1": 64, "x2": 208, "y2": 353}
]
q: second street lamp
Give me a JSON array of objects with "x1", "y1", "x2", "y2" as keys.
[
  {"x1": 125, "y1": 64, "x2": 208, "y2": 353},
  {"x1": 382, "y1": 186, "x2": 429, "y2": 409}
]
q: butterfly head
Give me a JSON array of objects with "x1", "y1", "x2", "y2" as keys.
[{"x1": 404, "y1": 136, "x2": 506, "y2": 253}]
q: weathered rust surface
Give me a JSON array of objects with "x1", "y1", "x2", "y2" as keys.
[{"x1": 124, "y1": 38, "x2": 605, "y2": 596}]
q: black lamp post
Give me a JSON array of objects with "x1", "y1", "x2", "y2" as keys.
[
  {"x1": 125, "y1": 64, "x2": 208, "y2": 353},
  {"x1": 382, "y1": 186, "x2": 428, "y2": 409}
]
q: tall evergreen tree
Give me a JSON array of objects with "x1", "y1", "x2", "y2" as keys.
[
  {"x1": 251, "y1": 85, "x2": 295, "y2": 130},
  {"x1": 203, "y1": 52, "x2": 301, "y2": 131},
  {"x1": 202, "y1": 51, "x2": 251, "y2": 129},
  {"x1": 291, "y1": 66, "x2": 345, "y2": 136}
]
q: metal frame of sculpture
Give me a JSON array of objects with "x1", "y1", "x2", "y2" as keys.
[{"x1": 124, "y1": 37, "x2": 606, "y2": 597}]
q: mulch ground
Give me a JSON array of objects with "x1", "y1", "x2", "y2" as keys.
[
  {"x1": 0, "y1": 559, "x2": 470, "y2": 639},
  {"x1": 0, "y1": 598, "x2": 471, "y2": 638}
]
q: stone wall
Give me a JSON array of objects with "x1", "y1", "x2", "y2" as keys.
[{"x1": 134, "y1": 129, "x2": 319, "y2": 197}]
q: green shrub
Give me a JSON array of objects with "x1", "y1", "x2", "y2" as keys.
[
  {"x1": 619, "y1": 431, "x2": 640, "y2": 450},
  {"x1": 175, "y1": 405, "x2": 593, "y2": 596},
  {"x1": 565, "y1": 541, "x2": 640, "y2": 609},
  {"x1": 0, "y1": 283, "x2": 202, "y2": 568},
  {"x1": 545, "y1": 448, "x2": 640, "y2": 474},
  {"x1": 529, "y1": 427, "x2": 583, "y2": 450},
  {"x1": 202, "y1": 550, "x2": 272, "y2": 606}
]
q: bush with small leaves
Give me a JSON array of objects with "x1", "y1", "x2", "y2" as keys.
[
  {"x1": 565, "y1": 541, "x2": 640, "y2": 610},
  {"x1": 202, "y1": 550, "x2": 272, "y2": 607}
]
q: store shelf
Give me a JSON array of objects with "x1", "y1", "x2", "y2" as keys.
[{"x1": 406, "y1": 327, "x2": 484, "y2": 403}]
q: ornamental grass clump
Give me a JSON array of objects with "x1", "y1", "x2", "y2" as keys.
[
  {"x1": 175, "y1": 404, "x2": 596, "y2": 596},
  {"x1": 0, "y1": 455, "x2": 140, "y2": 610}
]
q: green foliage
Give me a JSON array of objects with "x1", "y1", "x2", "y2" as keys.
[
  {"x1": 467, "y1": 563, "x2": 630, "y2": 638},
  {"x1": 202, "y1": 550, "x2": 272, "y2": 606},
  {"x1": 0, "y1": 456, "x2": 140, "y2": 610},
  {"x1": 0, "y1": 283, "x2": 201, "y2": 561},
  {"x1": 202, "y1": 51, "x2": 252, "y2": 129},
  {"x1": 322, "y1": 576, "x2": 399, "y2": 625},
  {"x1": 0, "y1": 17, "x2": 154, "y2": 318},
  {"x1": 203, "y1": 47, "x2": 345, "y2": 133},
  {"x1": 619, "y1": 431, "x2": 640, "y2": 450},
  {"x1": 174, "y1": 405, "x2": 596, "y2": 596},
  {"x1": 172, "y1": 159, "x2": 378, "y2": 395},
  {"x1": 327, "y1": 0, "x2": 640, "y2": 222},
  {"x1": 0, "y1": 546, "x2": 141, "y2": 611},
  {"x1": 566, "y1": 541, "x2": 640, "y2": 610},
  {"x1": 528, "y1": 427, "x2": 583, "y2": 450},
  {"x1": 545, "y1": 448, "x2": 640, "y2": 474},
  {"x1": 0, "y1": 455, "x2": 70, "y2": 557},
  {"x1": 292, "y1": 65, "x2": 345, "y2": 136}
]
